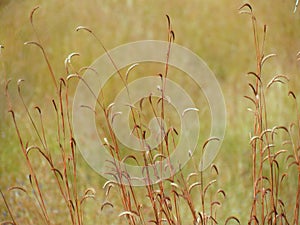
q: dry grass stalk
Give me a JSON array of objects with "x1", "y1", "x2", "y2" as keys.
[{"x1": 240, "y1": 3, "x2": 300, "y2": 225}]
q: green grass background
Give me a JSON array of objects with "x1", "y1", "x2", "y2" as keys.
[{"x1": 0, "y1": 0, "x2": 300, "y2": 224}]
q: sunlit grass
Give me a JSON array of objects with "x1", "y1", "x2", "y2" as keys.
[{"x1": 0, "y1": 0, "x2": 299, "y2": 224}]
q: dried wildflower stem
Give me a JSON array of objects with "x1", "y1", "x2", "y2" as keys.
[
  {"x1": 27, "y1": 6, "x2": 57, "y2": 91},
  {"x1": 0, "y1": 190, "x2": 17, "y2": 225},
  {"x1": 240, "y1": 3, "x2": 300, "y2": 224},
  {"x1": 74, "y1": 29, "x2": 142, "y2": 223},
  {"x1": 7, "y1": 107, "x2": 50, "y2": 224}
]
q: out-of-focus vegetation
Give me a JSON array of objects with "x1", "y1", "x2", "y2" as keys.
[{"x1": 0, "y1": 0, "x2": 299, "y2": 224}]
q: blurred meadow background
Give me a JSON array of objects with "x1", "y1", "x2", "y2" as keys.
[{"x1": 0, "y1": 0, "x2": 299, "y2": 224}]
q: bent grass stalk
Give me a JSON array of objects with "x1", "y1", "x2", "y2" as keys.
[
  {"x1": 1, "y1": 3, "x2": 299, "y2": 225},
  {"x1": 2, "y1": 7, "x2": 96, "y2": 225},
  {"x1": 0, "y1": 5, "x2": 242, "y2": 225},
  {"x1": 240, "y1": 3, "x2": 300, "y2": 225}
]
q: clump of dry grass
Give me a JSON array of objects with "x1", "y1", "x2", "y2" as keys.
[
  {"x1": 240, "y1": 3, "x2": 300, "y2": 224},
  {"x1": 1, "y1": 3, "x2": 299, "y2": 225},
  {"x1": 1, "y1": 7, "x2": 95, "y2": 225},
  {"x1": 0, "y1": 6, "x2": 238, "y2": 225},
  {"x1": 70, "y1": 14, "x2": 237, "y2": 225}
]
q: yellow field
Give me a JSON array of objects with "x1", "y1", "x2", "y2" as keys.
[{"x1": 0, "y1": 1, "x2": 299, "y2": 224}]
